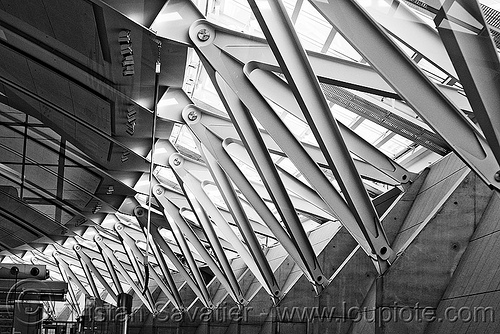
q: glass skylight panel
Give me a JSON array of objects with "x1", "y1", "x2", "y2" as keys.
[
  {"x1": 277, "y1": 156, "x2": 300, "y2": 177},
  {"x1": 327, "y1": 33, "x2": 364, "y2": 61},
  {"x1": 279, "y1": 111, "x2": 309, "y2": 137},
  {"x1": 155, "y1": 166, "x2": 180, "y2": 189},
  {"x1": 191, "y1": 68, "x2": 225, "y2": 112},
  {"x1": 330, "y1": 103, "x2": 359, "y2": 125},
  {"x1": 379, "y1": 134, "x2": 414, "y2": 158},
  {"x1": 214, "y1": 0, "x2": 253, "y2": 25},
  {"x1": 418, "y1": 57, "x2": 448, "y2": 83},
  {"x1": 301, "y1": 129, "x2": 319, "y2": 146},
  {"x1": 169, "y1": 123, "x2": 183, "y2": 144},
  {"x1": 353, "y1": 119, "x2": 388, "y2": 143},
  {"x1": 175, "y1": 126, "x2": 200, "y2": 155},
  {"x1": 293, "y1": 1, "x2": 332, "y2": 52},
  {"x1": 281, "y1": 0, "x2": 297, "y2": 18},
  {"x1": 203, "y1": 183, "x2": 227, "y2": 209}
]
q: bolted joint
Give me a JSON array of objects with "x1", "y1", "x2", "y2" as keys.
[
  {"x1": 495, "y1": 170, "x2": 500, "y2": 182},
  {"x1": 197, "y1": 28, "x2": 210, "y2": 41},
  {"x1": 172, "y1": 157, "x2": 182, "y2": 166},
  {"x1": 134, "y1": 206, "x2": 146, "y2": 217},
  {"x1": 155, "y1": 186, "x2": 164, "y2": 196},
  {"x1": 187, "y1": 110, "x2": 198, "y2": 121}
]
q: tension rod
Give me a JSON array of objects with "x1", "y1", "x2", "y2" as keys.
[{"x1": 144, "y1": 39, "x2": 162, "y2": 294}]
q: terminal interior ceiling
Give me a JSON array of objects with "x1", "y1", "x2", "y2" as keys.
[{"x1": 1, "y1": 0, "x2": 500, "y2": 333}]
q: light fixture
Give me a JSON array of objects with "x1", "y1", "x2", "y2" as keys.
[
  {"x1": 119, "y1": 29, "x2": 135, "y2": 76},
  {"x1": 121, "y1": 150, "x2": 130, "y2": 163},
  {"x1": 126, "y1": 105, "x2": 136, "y2": 135}
]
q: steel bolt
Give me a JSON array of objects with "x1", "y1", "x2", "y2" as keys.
[
  {"x1": 187, "y1": 110, "x2": 198, "y2": 121},
  {"x1": 197, "y1": 28, "x2": 210, "y2": 41},
  {"x1": 495, "y1": 170, "x2": 500, "y2": 182},
  {"x1": 155, "y1": 187, "x2": 163, "y2": 195},
  {"x1": 135, "y1": 207, "x2": 145, "y2": 217},
  {"x1": 172, "y1": 157, "x2": 181, "y2": 166}
]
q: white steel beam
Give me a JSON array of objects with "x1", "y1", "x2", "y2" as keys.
[
  {"x1": 246, "y1": 0, "x2": 393, "y2": 272},
  {"x1": 307, "y1": 0, "x2": 500, "y2": 190}
]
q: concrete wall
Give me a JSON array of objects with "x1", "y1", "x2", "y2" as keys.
[{"x1": 125, "y1": 153, "x2": 498, "y2": 334}]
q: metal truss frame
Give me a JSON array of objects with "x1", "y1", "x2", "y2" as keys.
[
  {"x1": 307, "y1": 0, "x2": 500, "y2": 190},
  {"x1": 434, "y1": 0, "x2": 500, "y2": 173}
]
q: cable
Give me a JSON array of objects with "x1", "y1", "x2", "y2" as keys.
[{"x1": 144, "y1": 39, "x2": 162, "y2": 295}]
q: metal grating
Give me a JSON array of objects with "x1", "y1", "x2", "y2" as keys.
[
  {"x1": 481, "y1": 4, "x2": 500, "y2": 49},
  {"x1": 320, "y1": 83, "x2": 451, "y2": 155}
]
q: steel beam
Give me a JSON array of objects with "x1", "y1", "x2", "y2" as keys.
[
  {"x1": 171, "y1": 151, "x2": 281, "y2": 298},
  {"x1": 74, "y1": 245, "x2": 118, "y2": 303},
  {"x1": 307, "y1": 0, "x2": 500, "y2": 190},
  {"x1": 95, "y1": 234, "x2": 155, "y2": 313},
  {"x1": 183, "y1": 104, "x2": 314, "y2": 279},
  {"x1": 117, "y1": 224, "x2": 181, "y2": 311},
  {"x1": 153, "y1": 185, "x2": 243, "y2": 305},
  {"x1": 134, "y1": 203, "x2": 214, "y2": 308},
  {"x1": 114, "y1": 224, "x2": 157, "y2": 308},
  {"x1": 115, "y1": 221, "x2": 184, "y2": 310},
  {"x1": 218, "y1": 69, "x2": 325, "y2": 284},
  {"x1": 153, "y1": 0, "x2": 396, "y2": 97},
  {"x1": 434, "y1": 0, "x2": 500, "y2": 172},
  {"x1": 77, "y1": 254, "x2": 100, "y2": 299},
  {"x1": 223, "y1": 140, "x2": 337, "y2": 221},
  {"x1": 142, "y1": 225, "x2": 185, "y2": 310},
  {"x1": 201, "y1": 147, "x2": 281, "y2": 298},
  {"x1": 246, "y1": 0, "x2": 392, "y2": 270},
  {"x1": 53, "y1": 252, "x2": 91, "y2": 298},
  {"x1": 361, "y1": 0, "x2": 457, "y2": 78},
  {"x1": 244, "y1": 64, "x2": 412, "y2": 185},
  {"x1": 179, "y1": 186, "x2": 245, "y2": 305},
  {"x1": 148, "y1": 224, "x2": 210, "y2": 308}
]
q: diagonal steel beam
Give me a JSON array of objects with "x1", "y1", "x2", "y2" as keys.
[
  {"x1": 182, "y1": 105, "x2": 314, "y2": 279},
  {"x1": 114, "y1": 223, "x2": 157, "y2": 308},
  {"x1": 94, "y1": 234, "x2": 155, "y2": 313},
  {"x1": 98, "y1": 244, "x2": 124, "y2": 295},
  {"x1": 178, "y1": 187, "x2": 245, "y2": 304},
  {"x1": 307, "y1": 0, "x2": 500, "y2": 190},
  {"x1": 246, "y1": 0, "x2": 393, "y2": 271},
  {"x1": 200, "y1": 146, "x2": 282, "y2": 298},
  {"x1": 76, "y1": 252, "x2": 100, "y2": 299},
  {"x1": 170, "y1": 151, "x2": 281, "y2": 299},
  {"x1": 222, "y1": 140, "x2": 337, "y2": 221},
  {"x1": 146, "y1": 221, "x2": 211, "y2": 308},
  {"x1": 115, "y1": 222, "x2": 183, "y2": 310},
  {"x1": 141, "y1": 225, "x2": 185, "y2": 310},
  {"x1": 244, "y1": 64, "x2": 413, "y2": 185},
  {"x1": 434, "y1": 0, "x2": 500, "y2": 173},
  {"x1": 153, "y1": 185, "x2": 243, "y2": 305},
  {"x1": 74, "y1": 244, "x2": 118, "y2": 303},
  {"x1": 361, "y1": 0, "x2": 458, "y2": 78},
  {"x1": 215, "y1": 69, "x2": 325, "y2": 285},
  {"x1": 53, "y1": 252, "x2": 91, "y2": 298}
]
